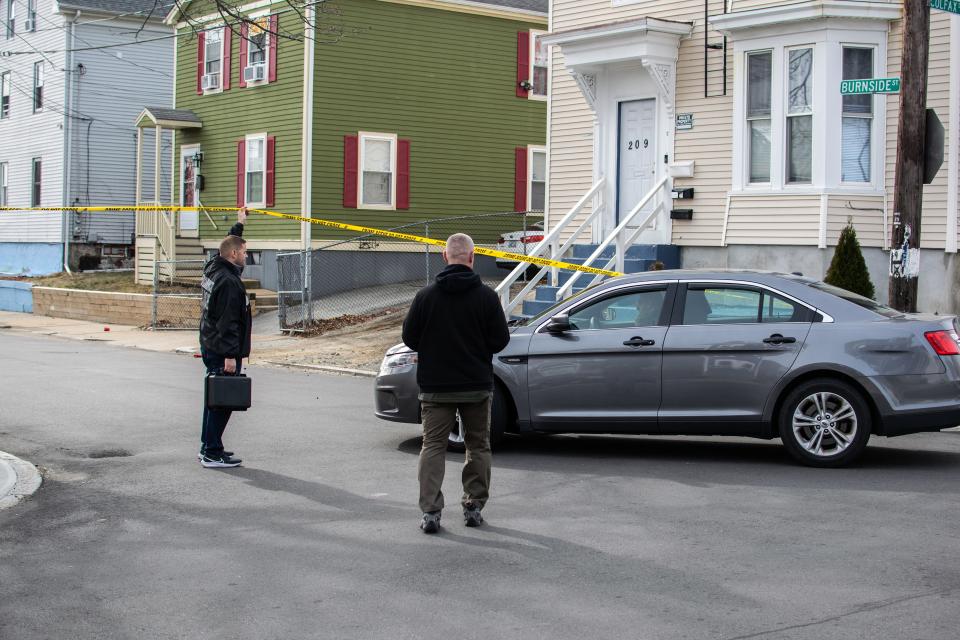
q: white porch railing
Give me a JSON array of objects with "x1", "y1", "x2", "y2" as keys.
[
  {"x1": 495, "y1": 178, "x2": 606, "y2": 317},
  {"x1": 495, "y1": 173, "x2": 672, "y2": 316},
  {"x1": 555, "y1": 174, "x2": 670, "y2": 299}
]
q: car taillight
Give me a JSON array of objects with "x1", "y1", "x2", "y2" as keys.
[
  {"x1": 521, "y1": 235, "x2": 544, "y2": 244},
  {"x1": 925, "y1": 330, "x2": 960, "y2": 356},
  {"x1": 497, "y1": 236, "x2": 505, "y2": 244}
]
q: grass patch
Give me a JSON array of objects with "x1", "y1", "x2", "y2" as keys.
[{"x1": 3, "y1": 271, "x2": 198, "y2": 294}]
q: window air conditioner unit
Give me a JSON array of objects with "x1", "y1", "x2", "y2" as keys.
[
  {"x1": 24, "y1": 18, "x2": 35, "y2": 32},
  {"x1": 201, "y1": 73, "x2": 220, "y2": 91},
  {"x1": 243, "y1": 64, "x2": 266, "y2": 83}
]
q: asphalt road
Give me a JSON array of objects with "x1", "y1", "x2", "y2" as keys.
[{"x1": 1, "y1": 332, "x2": 959, "y2": 640}]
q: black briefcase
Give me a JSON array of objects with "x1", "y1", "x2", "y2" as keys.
[{"x1": 205, "y1": 373, "x2": 252, "y2": 411}]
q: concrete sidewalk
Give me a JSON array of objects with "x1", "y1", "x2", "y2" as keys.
[{"x1": 0, "y1": 451, "x2": 42, "y2": 509}]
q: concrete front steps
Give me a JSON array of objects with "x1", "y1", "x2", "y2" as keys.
[{"x1": 518, "y1": 244, "x2": 679, "y2": 318}]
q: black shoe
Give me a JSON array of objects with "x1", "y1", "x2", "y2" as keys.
[
  {"x1": 200, "y1": 454, "x2": 241, "y2": 468},
  {"x1": 420, "y1": 511, "x2": 441, "y2": 534},
  {"x1": 198, "y1": 450, "x2": 234, "y2": 460},
  {"x1": 463, "y1": 503, "x2": 483, "y2": 527}
]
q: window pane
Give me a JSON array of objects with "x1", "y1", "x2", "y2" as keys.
[
  {"x1": 362, "y1": 172, "x2": 392, "y2": 205},
  {"x1": 683, "y1": 288, "x2": 761, "y2": 325},
  {"x1": 363, "y1": 139, "x2": 392, "y2": 172},
  {"x1": 246, "y1": 172, "x2": 263, "y2": 203},
  {"x1": 247, "y1": 138, "x2": 264, "y2": 171},
  {"x1": 531, "y1": 151, "x2": 546, "y2": 182},
  {"x1": 533, "y1": 35, "x2": 548, "y2": 96},
  {"x1": 749, "y1": 119, "x2": 771, "y2": 182},
  {"x1": 787, "y1": 115, "x2": 812, "y2": 183},
  {"x1": 842, "y1": 48, "x2": 872, "y2": 115},
  {"x1": 568, "y1": 289, "x2": 667, "y2": 331},
  {"x1": 761, "y1": 293, "x2": 802, "y2": 322},
  {"x1": 747, "y1": 52, "x2": 771, "y2": 117},
  {"x1": 842, "y1": 117, "x2": 871, "y2": 182},
  {"x1": 788, "y1": 48, "x2": 813, "y2": 114},
  {"x1": 531, "y1": 182, "x2": 545, "y2": 211}
]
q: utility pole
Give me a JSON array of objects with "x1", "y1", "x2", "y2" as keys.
[{"x1": 889, "y1": 0, "x2": 931, "y2": 312}]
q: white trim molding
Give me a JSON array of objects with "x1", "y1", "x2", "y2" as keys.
[
  {"x1": 947, "y1": 15, "x2": 960, "y2": 254},
  {"x1": 710, "y1": 1, "x2": 901, "y2": 36},
  {"x1": 357, "y1": 131, "x2": 398, "y2": 211}
]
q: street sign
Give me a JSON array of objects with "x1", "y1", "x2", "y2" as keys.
[
  {"x1": 930, "y1": 0, "x2": 960, "y2": 17},
  {"x1": 840, "y1": 77, "x2": 901, "y2": 95}
]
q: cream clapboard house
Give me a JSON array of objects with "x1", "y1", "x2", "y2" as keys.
[{"x1": 537, "y1": 0, "x2": 959, "y2": 313}]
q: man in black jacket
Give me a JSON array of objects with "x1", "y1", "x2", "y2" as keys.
[
  {"x1": 402, "y1": 233, "x2": 510, "y2": 533},
  {"x1": 198, "y1": 232, "x2": 252, "y2": 468}
]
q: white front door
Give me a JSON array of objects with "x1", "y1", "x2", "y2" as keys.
[
  {"x1": 179, "y1": 149, "x2": 200, "y2": 237},
  {"x1": 617, "y1": 99, "x2": 657, "y2": 226}
]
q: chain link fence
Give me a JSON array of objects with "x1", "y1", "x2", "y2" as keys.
[
  {"x1": 277, "y1": 211, "x2": 544, "y2": 331},
  {"x1": 151, "y1": 259, "x2": 205, "y2": 330}
]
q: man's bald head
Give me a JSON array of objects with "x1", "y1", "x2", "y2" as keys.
[{"x1": 443, "y1": 233, "x2": 475, "y2": 267}]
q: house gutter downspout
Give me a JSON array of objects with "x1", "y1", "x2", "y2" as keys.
[
  {"x1": 300, "y1": 1, "x2": 316, "y2": 318},
  {"x1": 62, "y1": 10, "x2": 80, "y2": 273}
]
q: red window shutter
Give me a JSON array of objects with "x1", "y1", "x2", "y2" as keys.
[
  {"x1": 196, "y1": 31, "x2": 206, "y2": 95},
  {"x1": 222, "y1": 27, "x2": 232, "y2": 91},
  {"x1": 514, "y1": 147, "x2": 528, "y2": 212},
  {"x1": 236, "y1": 140, "x2": 246, "y2": 207},
  {"x1": 265, "y1": 136, "x2": 276, "y2": 207},
  {"x1": 343, "y1": 135, "x2": 359, "y2": 209},
  {"x1": 238, "y1": 23, "x2": 249, "y2": 88},
  {"x1": 397, "y1": 139, "x2": 410, "y2": 210},
  {"x1": 268, "y1": 14, "x2": 279, "y2": 83},
  {"x1": 516, "y1": 31, "x2": 530, "y2": 99}
]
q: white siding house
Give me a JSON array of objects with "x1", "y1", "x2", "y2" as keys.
[
  {"x1": 0, "y1": 0, "x2": 172, "y2": 275},
  {"x1": 543, "y1": 0, "x2": 960, "y2": 313}
]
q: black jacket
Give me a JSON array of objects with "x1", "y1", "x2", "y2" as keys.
[
  {"x1": 199, "y1": 256, "x2": 252, "y2": 358},
  {"x1": 402, "y1": 264, "x2": 510, "y2": 393}
]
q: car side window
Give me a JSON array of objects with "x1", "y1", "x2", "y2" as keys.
[
  {"x1": 761, "y1": 291, "x2": 811, "y2": 323},
  {"x1": 568, "y1": 288, "x2": 667, "y2": 331},
  {"x1": 682, "y1": 287, "x2": 761, "y2": 325}
]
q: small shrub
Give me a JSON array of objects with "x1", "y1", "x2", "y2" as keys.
[{"x1": 824, "y1": 223, "x2": 875, "y2": 299}]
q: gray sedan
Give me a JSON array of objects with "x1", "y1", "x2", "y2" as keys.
[{"x1": 374, "y1": 270, "x2": 960, "y2": 467}]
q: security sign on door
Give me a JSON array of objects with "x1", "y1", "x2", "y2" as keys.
[{"x1": 617, "y1": 99, "x2": 657, "y2": 225}]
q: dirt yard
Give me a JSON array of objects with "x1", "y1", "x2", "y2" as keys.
[
  {"x1": 253, "y1": 308, "x2": 407, "y2": 372},
  {"x1": 1, "y1": 271, "x2": 195, "y2": 294}
]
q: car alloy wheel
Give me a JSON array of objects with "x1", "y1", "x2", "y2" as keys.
[
  {"x1": 792, "y1": 392, "x2": 858, "y2": 457},
  {"x1": 778, "y1": 378, "x2": 871, "y2": 467}
]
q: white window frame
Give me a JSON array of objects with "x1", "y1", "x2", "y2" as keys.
[
  {"x1": 358, "y1": 131, "x2": 397, "y2": 211},
  {"x1": 5, "y1": 0, "x2": 14, "y2": 40},
  {"x1": 25, "y1": 0, "x2": 35, "y2": 32},
  {"x1": 202, "y1": 26, "x2": 225, "y2": 95},
  {"x1": 529, "y1": 30, "x2": 548, "y2": 101},
  {"x1": 31, "y1": 157, "x2": 41, "y2": 207},
  {"x1": 839, "y1": 44, "x2": 876, "y2": 185},
  {"x1": 527, "y1": 145, "x2": 547, "y2": 212},
  {"x1": 731, "y1": 27, "x2": 887, "y2": 196},
  {"x1": 244, "y1": 133, "x2": 267, "y2": 207},
  {"x1": 784, "y1": 45, "x2": 814, "y2": 185},
  {"x1": 0, "y1": 162, "x2": 7, "y2": 206},
  {"x1": 244, "y1": 13, "x2": 270, "y2": 87},
  {"x1": 0, "y1": 71, "x2": 9, "y2": 119},
  {"x1": 32, "y1": 61, "x2": 43, "y2": 113},
  {"x1": 745, "y1": 49, "x2": 773, "y2": 185}
]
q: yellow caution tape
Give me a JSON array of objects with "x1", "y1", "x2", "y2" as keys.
[{"x1": 0, "y1": 205, "x2": 623, "y2": 277}]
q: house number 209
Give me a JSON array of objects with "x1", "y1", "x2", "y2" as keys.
[{"x1": 627, "y1": 139, "x2": 649, "y2": 150}]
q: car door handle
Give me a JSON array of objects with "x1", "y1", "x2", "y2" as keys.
[
  {"x1": 763, "y1": 334, "x2": 797, "y2": 345},
  {"x1": 623, "y1": 337, "x2": 656, "y2": 347}
]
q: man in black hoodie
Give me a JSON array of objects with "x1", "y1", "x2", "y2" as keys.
[
  {"x1": 402, "y1": 233, "x2": 510, "y2": 533},
  {"x1": 198, "y1": 232, "x2": 252, "y2": 468}
]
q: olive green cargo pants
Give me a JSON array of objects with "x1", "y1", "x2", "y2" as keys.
[{"x1": 418, "y1": 397, "x2": 492, "y2": 514}]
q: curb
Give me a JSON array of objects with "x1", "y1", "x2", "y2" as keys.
[
  {"x1": 0, "y1": 451, "x2": 42, "y2": 510},
  {"x1": 944, "y1": 426, "x2": 960, "y2": 433},
  {"x1": 264, "y1": 361, "x2": 378, "y2": 378}
]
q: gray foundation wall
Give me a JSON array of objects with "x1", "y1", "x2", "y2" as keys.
[{"x1": 681, "y1": 245, "x2": 960, "y2": 315}]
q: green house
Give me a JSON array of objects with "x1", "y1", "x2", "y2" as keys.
[{"x1": 134, "y1": 0, "x2": 547, "y2": 288}]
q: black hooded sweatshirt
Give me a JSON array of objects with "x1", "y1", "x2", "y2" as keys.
[
  {"x1": 199, "y1": 256, "x2": 252, "y2": 358},
  {"x1": 402, "y1": 263, "x2": 510, "y2": 393}
]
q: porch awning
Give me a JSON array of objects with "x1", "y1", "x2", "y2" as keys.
[
  {"x1": 136, "y1": 107, "x2": 202, "y2": 130},
  {"x1": 542, "y1": 17, "x2": 692, "y2": 70}
]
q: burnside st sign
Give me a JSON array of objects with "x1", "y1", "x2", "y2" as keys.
[
  {"x1": 840, "y1": 77, "x2": 901, "y2": 95},
  {"x1": 930, "y1": 0, "x2": 960, "y2": 17}
]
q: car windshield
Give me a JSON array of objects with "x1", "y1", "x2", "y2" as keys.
[
  {"x1": 807, "y1": 282, "x2": 904, "y2": 318},
  {"x1": 509, "y1": 282, "x2": 602, "y2": 326}
]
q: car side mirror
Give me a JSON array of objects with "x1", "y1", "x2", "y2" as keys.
[{"x1": 545, "y1": 313, "x2": 571, "y2": 334}]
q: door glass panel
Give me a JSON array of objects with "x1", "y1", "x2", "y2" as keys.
[
  {"x1": 567, "y1": 289, "x2": 666, "y2": 331},
  {"x1": 683, "y1": 287, "x2": 761, "y2": 325}
]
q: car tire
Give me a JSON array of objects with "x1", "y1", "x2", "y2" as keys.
[
  {"x1": 446, "y1": 387, "x2": 509, "y2": 453},
  {"x1": 777, "y1": 378, "x2": 871, "y2": 467}
]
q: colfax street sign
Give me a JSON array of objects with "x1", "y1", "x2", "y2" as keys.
[
  {"x1": 840, "y1": 77, "x2": 901, "y2": 95},
  {"x1": 930, "y1": 0, "x2": 960, "y2": 17}
]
